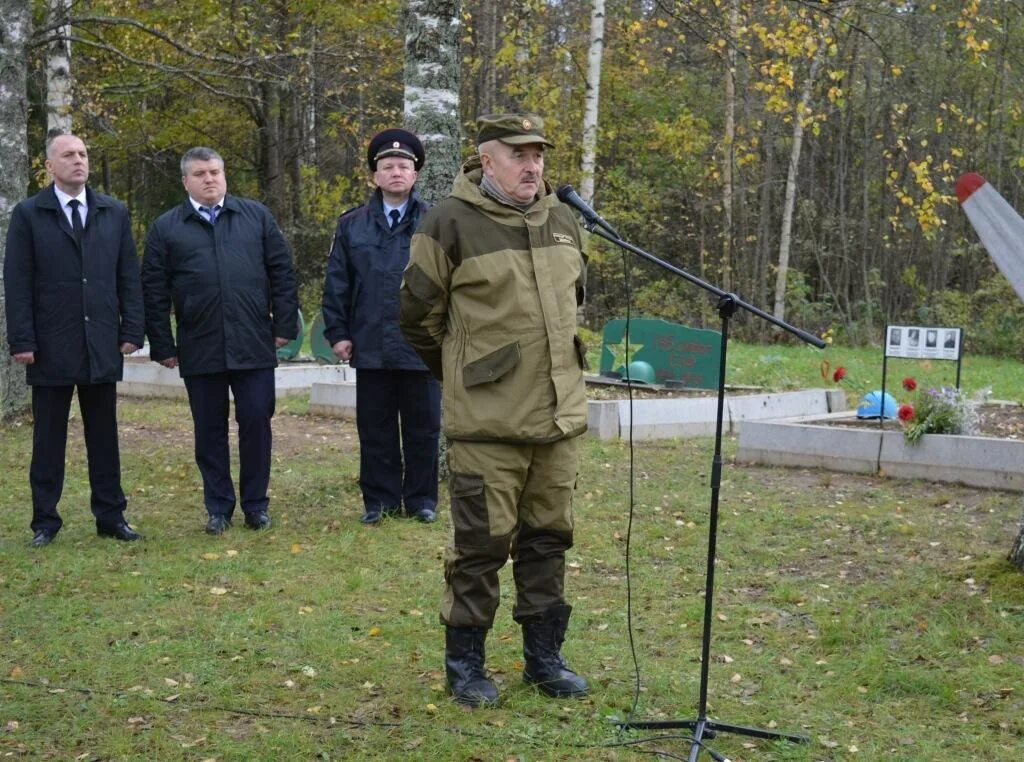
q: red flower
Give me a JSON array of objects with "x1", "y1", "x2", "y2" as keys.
[
  {"x1": 902, "y1": 377, "x2": 917, "y2": 391},
  {"x1": 898, "y1": 403, "x2": 915, "y2": 422},
  {"x1": 832, "y1": 366, "x2": 847, "y2": 384}
]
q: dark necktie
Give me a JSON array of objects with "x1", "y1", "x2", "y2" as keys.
[
  {"x1": 200, "y1": 205, "x2": 220, "y2": 224},
  {"x1": 68, "y1": 199, "x2": 84, "y2": 246},
  {"x1": 389, "y1": 209, "x2": 401, "y2": 228}
]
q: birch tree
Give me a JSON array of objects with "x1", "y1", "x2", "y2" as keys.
[
  {"x1": 45, "y1": 0, "x2": 73, "y2": 135},
  {"x1": 403, "y1": 0, "x2": 462, "y2": 205},
  {"x1": 721, "y1": 0, "x2": 738, "y2": 294},
  {"x1": 0, "y1": 0, "x2": 31, "y2": 419},
  {"x1": 772, "y1": 46, "x2": 825, "y2": 322},
  {"x1": 579, "y1": 0, "x2": 605, "y2": 205}
]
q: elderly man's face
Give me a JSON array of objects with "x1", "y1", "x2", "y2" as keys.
[
  {"x1": 182, "y1": 159, "x2": 227, "y2": 206},
  {"x1": 481, "y1": 141, "x2": 545, "y2": 203},
  {"x1": 374, "y1": 157, "x2": 417, "y2": 201}
]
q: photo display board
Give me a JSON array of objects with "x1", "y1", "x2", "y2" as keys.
[{"x1": 885, "y1": 325, "x2": 962, "y2": 360}]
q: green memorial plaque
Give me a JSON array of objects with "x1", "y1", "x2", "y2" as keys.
[
  {"x1": 309, "y1": 311, "x2": 339, "y2": 365},
  {"x1": 276, "y1": 308, "x2": 305, "y2": 361},
  {"x1": 599, "y1": 318, "x2": 721, "y2": 389}
]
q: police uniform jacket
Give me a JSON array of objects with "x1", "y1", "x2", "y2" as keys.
[
  {"x1": 322, "y1": 188, "x2": 430, "y2": 370},
  {"x1": 142, "y1": 196, "x2": 299, "y2": 377},
  {"x1": 399, "y1": 157, "x2": 588, "y2": 444},
  {"x1": 3, "y1": 184, "x2": 144, "y2": 386}
]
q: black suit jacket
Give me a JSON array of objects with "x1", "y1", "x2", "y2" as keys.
[
  {"x1": 3, "y1": 184, "x2": 144, "y2": 386},
  {"x1": 142, "y1": 196, "x2": 299, "y2": 377}
]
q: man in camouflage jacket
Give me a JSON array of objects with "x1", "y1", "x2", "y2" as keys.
[{"x1": 400, "y1": 112, "x2": 589, "y2": 707}]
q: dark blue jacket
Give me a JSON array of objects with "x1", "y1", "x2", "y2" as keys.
[
  {"x1": 321, "y1": 188, "x2": 430, "y2": 370},
  {"x1": 3, "y1": 184, "x2": 144, "y2": 386},
  {"x1": 141, "y1": 196, "x2": 299, "y2": 376}
]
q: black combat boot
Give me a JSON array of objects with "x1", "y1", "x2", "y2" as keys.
[
  {"x1": 521, "y1": 603, "x2": 589, "y2": 698},
  {"x1": 445, "y1": 626, "x2": 499, "y2": 707}
]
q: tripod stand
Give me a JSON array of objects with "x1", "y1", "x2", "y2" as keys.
[{"x1": 583, "y1": 222, "x2": 822, "y2": 761}]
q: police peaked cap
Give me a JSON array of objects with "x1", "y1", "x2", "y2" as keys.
[{"x1": 367, "y1": 128, "x2": 425, "y2": 171}]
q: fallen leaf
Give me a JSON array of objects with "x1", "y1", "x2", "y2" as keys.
[
  {"x1": 209, "y1": 587, "x2": 228, "y2": 596},
  {"x1": 425, "y1": 703, "x2": 438, "y2": 713},
  {"x1": 3, "y1": 721, "x2": 18, "y2": 733},
  {"x1": 369, "y1": 626, "x2": 381, "y2": 637},
  {"x1": 201, "y1": 552, "x2": 220, "y2": 560},
  {"x1": 9, "y1": 666, "x2": 24, "y2": 679},
  {"x1": 291, "y1": 543, "x2": 302, "y2": 554}
]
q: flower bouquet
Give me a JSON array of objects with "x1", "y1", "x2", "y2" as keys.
[{"x1": 897, "y1": 378, "x2": 980, "y2": 445}]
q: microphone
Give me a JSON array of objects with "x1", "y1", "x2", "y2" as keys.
[{"x1": 556, "y1": 185, "x2": 621, "y2": 240}]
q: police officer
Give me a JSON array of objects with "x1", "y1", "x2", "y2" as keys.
[{"x1": 323, "y1": 129, "x2": 441, "y2": 526}]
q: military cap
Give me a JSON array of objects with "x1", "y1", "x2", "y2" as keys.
[
  {"x1": 476, "y1": 113, "x2": 554, "y2": 148},
  {"x1": 367, "y1": 128, "x2": 425, "y2": 171}
]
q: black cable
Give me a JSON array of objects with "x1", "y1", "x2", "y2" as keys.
[{"x1": 618, "y1": 245, "x2": 645, "y2": 725}]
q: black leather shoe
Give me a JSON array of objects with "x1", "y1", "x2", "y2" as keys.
[
  {"x1": 31, "y1": 529, "x2": 58, "y2": 548},
  {"x1": 360, "y1": 507, "x2": 384, "y2": 525},
  {"x1": 244, "y1": 511, "x2": 271, "y2": 530},
  {"x1": 205, "y1": 515, "x2": 232, "y2": 535},
  {"x1": 410, "y1": 507, "x2": 437, "y2": 523},
  {"x1": 97, "y1": 521, "x2": 143, "y2": 542}
]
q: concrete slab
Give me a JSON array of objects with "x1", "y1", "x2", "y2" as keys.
[
  {"x1": 879, "y1": 431, "x2": 1024, "y2": 491},
  {"x1": 737, "y1": 412, "x2": 1024, "y2": 492},
  {"x1": 587, "y1": 400, "x2": 620, "y2": 440},
  {"x1": 738, "y1": 419, "x2": 881, "y2": 474},
  {"x1": 727, "y1": 390, "x2": 832, "y2": 428},
  {"x1": 119, "y1": 360, "x2": 355, "y2": 399},
  {"x1": 309, "y1": 381, "x2": 357, "y2": 419},
  {"x1": 617, "y1": 397, "x2": 721, "y2": 439},
  {"x1": 585, "y1": 389, "x2": 841, "y2": 440}
]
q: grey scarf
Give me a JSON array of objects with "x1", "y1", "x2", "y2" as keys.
[{"x1": 480, "y1": 174, "x2": 536, "y2": 212}]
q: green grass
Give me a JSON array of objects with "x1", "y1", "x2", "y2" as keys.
[
  {"x1": 2, "y1": 351, "x2": 1024, "y2": 760},
  {"x1": 725, "y1": 340, "x2": 1024, "y2": 402},
  {"x1": 584, "y1": 337, "x2": 1024, "y2": 404}
]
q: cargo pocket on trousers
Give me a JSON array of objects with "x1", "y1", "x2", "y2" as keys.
[{"x1": 449, "y1": 472, "x2": 488, "y2": 546}]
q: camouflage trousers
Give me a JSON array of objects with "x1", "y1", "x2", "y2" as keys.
[{"x1": 440, "y1": 437, "x2": 580, "y2": 628}]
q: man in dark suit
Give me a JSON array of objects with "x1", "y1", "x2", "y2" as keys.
[
  {"x1": 142, "y1": 146, "x2": 299, "y2": 536},
  {"x1": 4, "y1": 133, "x2": 145, "y2": 547},
  {"x1": 321, "y1": 128, "x2": 440, "y2": 526}
]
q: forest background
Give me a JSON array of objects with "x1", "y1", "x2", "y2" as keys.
[{"x1": 3, "y1": 0, "x2": 1024, "y2": 359}]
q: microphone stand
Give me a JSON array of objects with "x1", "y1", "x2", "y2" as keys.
[{"x1": 584, "y1": 222, "x2": 823, "y2": 761}]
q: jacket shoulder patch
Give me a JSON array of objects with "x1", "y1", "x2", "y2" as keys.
[{"x1": 553, "y1": 232, "x2": 574, "y2": 245}]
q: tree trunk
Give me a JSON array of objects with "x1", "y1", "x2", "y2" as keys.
[
  {"x1": 1010, "y1": 512, "x2": 1024, "y2": 573},
  {"x1": 772, "y1": 49, "x2": 824, "y2": 322},
  {"x1": 721, "y1": 0, "x2": 737, "y2": 293},
  {"x1": 404, "y1": 0, "x2": 462, "y2": 480},
  {"x1": 45, "y1": 0, "x2": 73, "y2": 136},
  {"x1": 579, "y1": 0, "x2": 605, "y2": 205},
  {"x1": 0, "y1": 0, "x2": 32, "y2": 419},
  {"x1": 403, "y1": 0, "x2": 462, "y2": 206},
  {"x1": 258, "y1": 81, "x2": 287, "y2": 224}
]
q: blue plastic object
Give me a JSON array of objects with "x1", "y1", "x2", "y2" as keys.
[
  {"x1": 625, "y1": 360, "x2": 656, "y2": 384},
  {"x1": 856, "y1": 390, "x2": 897, "y2": 419}
]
